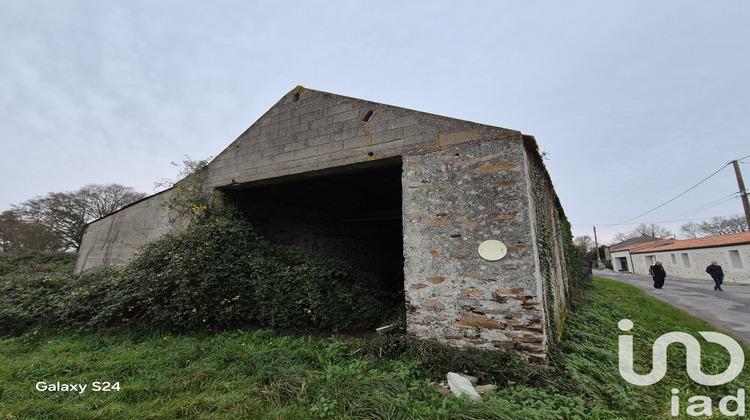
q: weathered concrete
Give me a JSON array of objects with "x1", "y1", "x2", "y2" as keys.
[
  {"x1": 76, "y1": 86, "x2": 570, "y2": 359},
  {"x1": 75, "y1": 189, "x2": 176, "y2": 271},
  {"x1": 202, "y1": 86, "x2": 519, "y2": 190}
]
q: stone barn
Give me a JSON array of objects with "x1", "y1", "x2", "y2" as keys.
[{"x1": 76, "y1": 86, "x2": 572, "y2": 361}]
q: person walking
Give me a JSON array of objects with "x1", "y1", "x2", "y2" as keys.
[
  {"x1": 706, "y1": 261, "x2": 725, "y2": 291},
  {"x1": 649, "y1": 261, "x2": 666, "y2": 289}
]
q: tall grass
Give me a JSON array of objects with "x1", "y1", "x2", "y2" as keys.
[
  {"x1": 1, "y1": 277, "x2": 748, "y2": 419},
  {"x1": 559, "y1": 278, "x2": 750, "y2": 418}
]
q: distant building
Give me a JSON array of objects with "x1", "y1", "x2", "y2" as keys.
[{"x1": 609, "y1": 232, "x2": 750, "y2": 284}]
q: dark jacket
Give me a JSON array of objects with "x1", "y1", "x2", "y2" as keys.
[
  {"x1": 649, "y1": 264, "x2": 666, "y2": 279},
  {"x1": 706, "y1": 264, "x2": 724, "y2": 278}
]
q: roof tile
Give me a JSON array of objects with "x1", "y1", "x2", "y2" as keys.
[{"x1": 631, "y1": 231, "x2": 750, "y2": 253}]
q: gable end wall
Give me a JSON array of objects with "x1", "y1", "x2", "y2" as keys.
[{"x1": 75, "y1": 86, "x2": 569, "y2": 359}]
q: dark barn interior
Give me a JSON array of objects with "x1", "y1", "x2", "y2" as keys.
[{"x1": 221, "y1": 158, "x2": 405, "y2": 293}]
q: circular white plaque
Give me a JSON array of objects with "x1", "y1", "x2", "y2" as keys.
[{"x1": 478, "y1": 240, "x2": 507, "y2": 261}]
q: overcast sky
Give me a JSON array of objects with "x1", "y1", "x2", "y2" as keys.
[{"x1": 2, "y1": 1, "x2": 748, "y2": 244}]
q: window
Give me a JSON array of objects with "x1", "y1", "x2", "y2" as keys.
[
  {"x1": 681, "y1": 253, "x2": 691, "y2": 268},
  {"x1": 671, "y1": 254, "x2": 677, "y2": 264},
  {"x1": 729, "y1": 250, "x2": 743, "y2": 269},
  {"x1": 645, "y1": 255, "x2": 655, "y2": 266}
]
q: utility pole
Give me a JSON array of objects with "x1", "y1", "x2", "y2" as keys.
[
  {"x1": 593, "y1": 226, "x2": 602, "y2": 268},
  {"x1": 732, "y1": 160, "x2": 750, "y2": 230}
]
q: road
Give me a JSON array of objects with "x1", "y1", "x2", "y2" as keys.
[{"x1": 594, "y1": 270, "x2": 750, "y2": 347}]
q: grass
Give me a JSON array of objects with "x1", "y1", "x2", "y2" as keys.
[
  {"x1": 1, "y1": 277, "x2": 748, "y2": 419},
  {"x1": 558, "y1": 277, "x2": 750, "y2": 419}
]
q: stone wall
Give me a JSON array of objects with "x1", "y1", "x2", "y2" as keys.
[
  {"x1": 402, "y1": 139, "x2": 548, "y2": 361},
  {"x1": 524, "y1": 138, "x2": 569, "y2": 344}
]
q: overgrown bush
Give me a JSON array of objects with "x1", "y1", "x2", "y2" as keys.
[
  {"x1": 0, "y1": 249, "x2": 76, "y2": 276},
  {"x1": 0, "y1": 213, "x2": 391, "y2": 336},
  {"x1": 0, "y1": 271, "x2": 71, "y2": 335},
  {"x1": 120, "y1": 214, "x2": 389, "y2": 332}
]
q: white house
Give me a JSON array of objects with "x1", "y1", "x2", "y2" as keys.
[
  {"x1": 610, "y1": 232, "x2": 750, "y2": 284},
  {"x1": 609, "y1": 236, "x2": 667, "y2": 273}
]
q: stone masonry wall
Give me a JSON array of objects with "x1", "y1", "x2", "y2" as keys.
[
  {"x1": 402, "y1": 139, "x2": 548, "y2": 362},
  {"x1": 523, "y1": 138, "x2": 569, "y2": 343}
]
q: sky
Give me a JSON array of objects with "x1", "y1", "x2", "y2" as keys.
[{"x1": 1, "y1": 0, "x2": 749, "y2": 245}]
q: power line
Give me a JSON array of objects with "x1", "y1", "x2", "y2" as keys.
[
  {"x1": 673, "y1": 193, "x2": 740, "y2": 219},
  {"x1": 649, "y1": 213, "x2": 743, "y2": 225},
  {"x1": 574, "y1": 154, "x2": 750, "y2": 230},
  {"x1": 613, "y1": 162, "x2": 732, "y2": 226},
  {"x1": 572, "y1": 213, "x2": 744, "y2": 228}
]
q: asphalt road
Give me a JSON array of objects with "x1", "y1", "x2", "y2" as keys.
[{"x1": 594, "y1": 270, "x2": 750, "y2": 347}]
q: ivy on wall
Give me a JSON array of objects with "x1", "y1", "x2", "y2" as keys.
[
  {"x1": 531, "y1": 163, "x2": 557, "y2": 342},
  {"x1": 528, "y1": 150, "x2": 586, "y2": 345}
]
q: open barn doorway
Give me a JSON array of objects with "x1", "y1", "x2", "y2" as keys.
[{"x1": 220, "y1": 157, "x2": 404, "y2": 295}]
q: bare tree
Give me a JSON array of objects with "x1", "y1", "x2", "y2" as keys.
[
  {"x1": 79, "y1": 184, "x2": 147, "y2": 218},
  {"x1": 718, "y1": 215, "x2": 749, "y2": 233},
  {"x1": 0, "y1": 210, "x2": 63, "y2": 251},
  {"x1": 15, "y1": 192, "x2": 87, "y2": 251},
  {"x1": 632, "y1": 223, "x2": 673, "y2": 238},
  {"x1": 613, "y1": 223, "x2": 673, "y2": 242},
  {"x1": 680, "y1": 215, "x2": 749, "y2": 238},
  {"x1": 680, "y1": 221, "x2": 701, "y2": 239},
  {"x1": 574, "y1": 235, "x2": 593, "y2": 251},
  {"x1": 12, "y1": 184, "x2": 146, "y2": 251}
]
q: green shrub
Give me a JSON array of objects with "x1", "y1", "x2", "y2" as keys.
[
  {"x1": 108, "y1": 214, "x2": 389, "y2": 332},
  {"x1": 0, "y1": 250, "x2": 79, "y2": 336},
  {"x1": 0, "y1": 267, "x2": 127, "y2": 336},
  {"x1": 1, "y1": 213, "x2": 391, "y2": 336},
  {"x1": 57, "y1": 267, "x2": 136, "y2": 331},
  {"x1": 251, "y1": 245, "x2": 389, "y2": 331},
  {"x1": 0, "y1": 272, "x2": 71, "y2": 335},
  {"x1": 115, "y1": 214, "x2": 266, "y2": 331},
  {"x1": 0, "y1": 249, "x2": 77, "y2": 276}
]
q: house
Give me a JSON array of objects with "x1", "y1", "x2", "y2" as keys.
[
  {"x1": 75, "y1": 86, "x2": 571, "y2": 360},
  {"x1": 608, "y1": 236, "x2": 669, "y2": 273},
  {"x1": 611, "y1": 232, "x2": 750, "y2": 284}
]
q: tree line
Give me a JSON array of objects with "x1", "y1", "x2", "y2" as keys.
[
  {"x1": 608, "y1": 217, "x2": 749, "y2": 243},
  {"x1": 0, "y1": 184, "x2": 146, "y2": 252}
]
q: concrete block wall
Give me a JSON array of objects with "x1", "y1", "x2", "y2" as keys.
[
  {"x1": 203, "y1": 86, "x2": 518, "y2": 190},
  {"x1": 240, "y1": 200, "x2": 404, "y2": 291}
]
